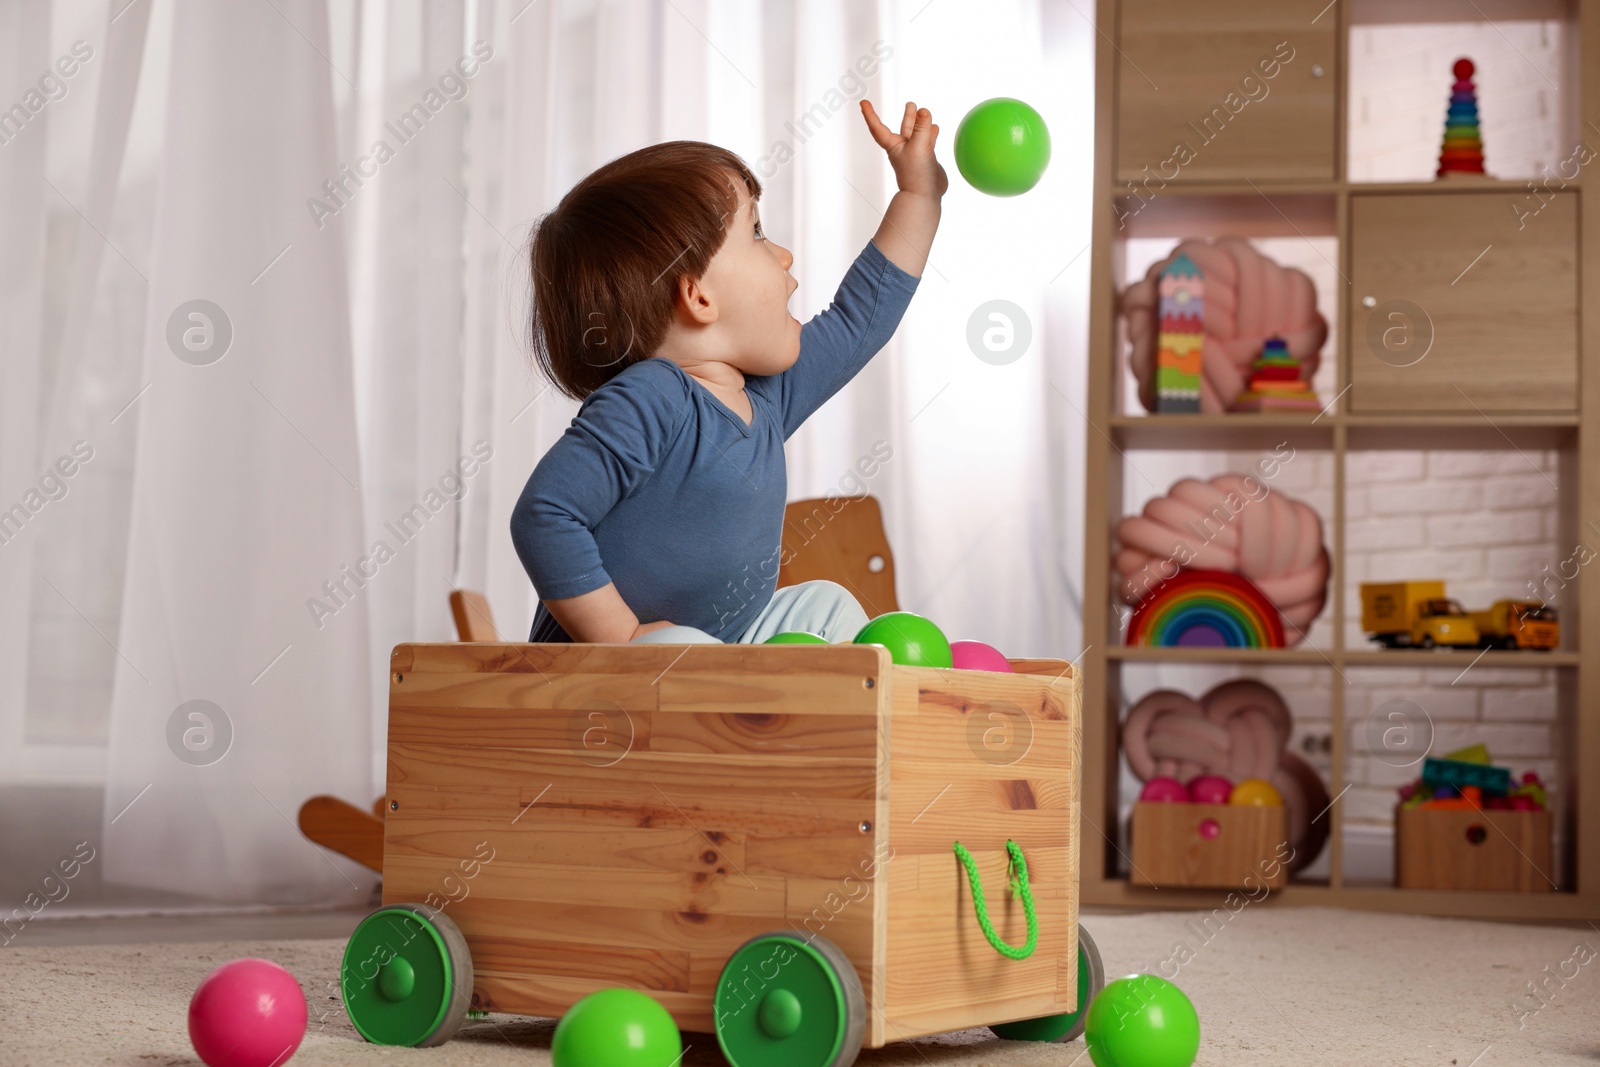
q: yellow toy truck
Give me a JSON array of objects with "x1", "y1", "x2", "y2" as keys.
[
  {"x1": 1360, "y1": 581, "x2": 1480, "y2": 649},
  {"x1": 1470, "y1": 599, "x2": 1560, "y2": 651}
]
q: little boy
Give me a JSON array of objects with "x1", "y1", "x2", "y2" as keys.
[{"x1": 511, "y1": 101, "x2": 946, "y2": 644}]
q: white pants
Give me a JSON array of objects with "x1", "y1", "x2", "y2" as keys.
[{"x1": 629, "y1": 580, "x2": 870, "y2": 645}]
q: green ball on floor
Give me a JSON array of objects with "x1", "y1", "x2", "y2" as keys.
[
  {"x1": 1085, "y1": 975, "x2": 1199, "y2": 1067},
  {"x1": 853, "y1": 612, "x2": 953, "y2": 668},
  {"x1": 765, "y1": 631, "x2": 829, "y2": 644},
  {"x1": 551, "y1": 989, "x2": 681, "y2": 1067}
]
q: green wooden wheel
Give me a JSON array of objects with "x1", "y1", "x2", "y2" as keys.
[
  {"x1": 714, "y1": 932, "x2": 866, "y2": 1067},
  {"x1": 341, "y1": 903, "x2": 474, "y2": 1047},
  {"x1": 989, "y1": 924, "x2": 1105, "y2": 1043}
]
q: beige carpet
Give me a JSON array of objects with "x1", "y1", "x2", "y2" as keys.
[{"x1": 4, "y1": 907, "x2": 1597, "y2": 1066}]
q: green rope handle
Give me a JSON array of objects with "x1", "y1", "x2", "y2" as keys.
[{"x1": 952, "y1": 838, "x2": 1038, "y2": 960}]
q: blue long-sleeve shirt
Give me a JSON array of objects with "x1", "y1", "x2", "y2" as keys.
[{"x1": 511, "y1": 238, "x2": 920, "y2": 641}]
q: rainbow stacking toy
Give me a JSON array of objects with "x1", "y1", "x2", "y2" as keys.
[
  {"x1": 1230, "y1": 336, "x2": 1321, "y2": 412},
  {"x1": 1437, "y1": 57, "x2": 1487, "y2": 178},
  {"x1": 1155, "y1": 253, "x2": 1203, "y2": 413},
  {"x1": 1125, "y1": 568, "x2": 1285, "y2": 648}
]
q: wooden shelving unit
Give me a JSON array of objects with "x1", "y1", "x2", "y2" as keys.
[{"x1": 1082, "y1": 0, "x2": 1600, "y2": 920}]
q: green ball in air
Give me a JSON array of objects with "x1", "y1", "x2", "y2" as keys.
[{"x1": 953, "y1": 97, "x2": 1052, "y2": 196}]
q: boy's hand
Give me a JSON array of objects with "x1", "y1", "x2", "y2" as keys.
[{"x1": 861, "y1": 101, "x2": 949, "y2": 200}]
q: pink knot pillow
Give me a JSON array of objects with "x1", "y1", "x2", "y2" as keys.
[
  {"x1": 1122, "y1": 238, "x2": 1327, "y2": 413},
  {"x1": 1115, "y1": 474, "x2": 1329, "y2": 643}
]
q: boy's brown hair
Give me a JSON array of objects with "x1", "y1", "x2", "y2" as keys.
[{"x1": 528, "y1": 141, "x2": 762, "y2": 401}]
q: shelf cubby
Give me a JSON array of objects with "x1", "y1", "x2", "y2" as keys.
[{"x1": 1085, "y1": 0, "x2": 1599, "y2": 919}]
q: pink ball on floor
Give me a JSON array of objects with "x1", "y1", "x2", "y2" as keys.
[
  {"x1": 1139, "y1": 777, "x2": 1189, "y2": 803},
  {"x1": 949, "y1": 640, "x2": 1014, "y2": 672},
  {"x1": 188, "y1": 958, "x2": 307, "y2": 1067},
  {"x1": 1187, "y1": 775, "x2": 1234, "y2": 805}
]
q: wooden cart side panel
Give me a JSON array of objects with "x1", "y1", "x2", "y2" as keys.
[
  {"x1": 381, "y1": 642, "x2": 891, "y2": 1039},
  {"x1": 880, "y1": 662, "x2": 1083, "y2": 1041}
]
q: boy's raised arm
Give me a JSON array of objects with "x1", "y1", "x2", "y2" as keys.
[
  {"x1": 860, "y1": 100, "x2": 948, "y2": 279},
  {"x1": 750, "y1": 101, "x2": 945, "y2": 436}
]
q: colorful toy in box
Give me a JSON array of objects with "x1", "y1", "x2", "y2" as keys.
[
  {"x1": 1122, "y1": 680, "x2": 1330, "y2": 871},
  {"x1": 1229, "y1": 336, "x2": 1322, "y2": 413},
  {"x1": 1396, "y1": 743, "x2": 1547, "y2": 811},
  {"x1": 1124, "y1": 568, "x2": 1283, "y2": 648},
  {"x1": 1115, "y1": 474, "x2": 1330, "y2": 646},
  {"x1": 1154, "y1": 253, "x2": 1204, "y2": 413},
  {"x1": 1437, "y1": 58, "x2": 1488, "y2": 179},
  {"x1": 1422, "y1": 756, "x2": 1512, "y2": 797},
  {"x1": 1122, "y1": 237, "x2": 1327, "y2": 414}
]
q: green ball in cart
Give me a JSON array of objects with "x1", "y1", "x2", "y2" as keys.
[
  {"x1": 853, "y1": 611, "x2": 953, "y2": 668},
  {"x1": 1084, "y1": 974, "x2": 1200, "y2": 1067},
  {"x1": 765, "y1": 631, "x2": 829, "y2": 644},
  {"x1": 551, "y1": 988, "x2": 682, "y2": 1067}
]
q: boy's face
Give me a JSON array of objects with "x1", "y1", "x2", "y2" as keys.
[{"x1": 695, "y1": 181, "x2": 800, "y2": 376}]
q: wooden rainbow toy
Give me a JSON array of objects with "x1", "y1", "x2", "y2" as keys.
[
  {"x1": 1437, "y1": 57, "x2": 1487, "y2": 178},
  {"x1": 1124, "y1": 568, "x2": 1286, "y2": 648}
]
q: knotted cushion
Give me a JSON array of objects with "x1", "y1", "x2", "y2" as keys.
[
  {"x1": 1122, "y1": 237, "x2": 1327, "y2": 414},
  {"x1": 1115, "y1": 474, "x2": 1329, "y2": 644}
]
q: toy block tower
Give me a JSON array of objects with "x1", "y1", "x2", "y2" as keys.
[
  {"x1": 1230, "y1": 336, "x2": 1322, "y2": 412},
  {"x1": 1155, "y1": 253, "x2": 1203, "y2": 413},
  {"x1": 1437, "y1": 57, "x2": 1487, "y2": 178}
]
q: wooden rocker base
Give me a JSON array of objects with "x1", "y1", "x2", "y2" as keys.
[{"x1": 298, "y1": 794, "x2": 385, "y2": 873}]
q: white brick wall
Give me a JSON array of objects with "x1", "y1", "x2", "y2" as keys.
[{"x1": 1347, "y1": 449, "x2": 1565, "y2": 651}]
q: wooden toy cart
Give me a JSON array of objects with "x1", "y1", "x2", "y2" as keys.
[{"x1": 336, "y1": 640, "x2": 1101, "y2": 1063}]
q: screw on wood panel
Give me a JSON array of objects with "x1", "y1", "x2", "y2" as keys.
[
  {"x1": 390, "y1": 801, "x2": 398, "y2": 811},
  {"x1": 864, "y1": 678, "x2": 875, "y2": 689},
  {"x1": 393, "y1": 673, "x2": 404, "y2": 683},
  {"x1": 859, "y1": 821, "x2": 872, "y2": 833}
]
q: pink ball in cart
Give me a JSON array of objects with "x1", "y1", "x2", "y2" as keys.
[
  {"x1": 1187, "y1": 775, "x2": 1234, "y2": 805},
  {"x1": 188, "y1": 958, "x2": 307, "y2": 1067},
  {"x1": 949, "y1": 640, "x2": 1014, "y2": 672},
  {"x1": 1139, "y1": 777, "x2": 1189, "y2": 803}
]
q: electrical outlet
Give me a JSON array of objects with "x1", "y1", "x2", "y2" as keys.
[{"x1": 1297, "y1": 729, "x2": 1333, "y2": 769}]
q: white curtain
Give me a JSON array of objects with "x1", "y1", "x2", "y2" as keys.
[{"x1": 4, "y1": 0, "x2": 1093, "y2": 907}]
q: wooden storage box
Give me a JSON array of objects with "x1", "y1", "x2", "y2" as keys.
[
  {"x1": 382, "y1": 642, "x2": 1082, "y2": 1048},
  {"x1": 1395, "y1": 807, "x2": 1552, "y2": 892},
  {"x1": 1129, "y1": 802, "x2": 1289, "y2": 890}
]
